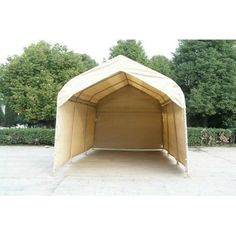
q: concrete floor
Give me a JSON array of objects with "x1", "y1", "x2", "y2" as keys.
[{"x1": 0, "y1": 146, "x2": 236, "y2": 195}]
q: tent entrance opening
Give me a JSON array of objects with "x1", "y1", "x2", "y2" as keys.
[{"x1": 94, "y1": 85, "x2": 163, "y2": 149}]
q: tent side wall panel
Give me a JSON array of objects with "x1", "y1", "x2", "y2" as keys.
[
  {"x1": 71, "y1": 103, "x2": 96, "y2": 157},
  {"x1": 70, "y1": 103, "x2": 87, "y2": 157},
  {"x1": 54, "y1": 101, "x2": 75, "y2": 170},
  {"x1": 165, "y1": 102, "x2": 187, "y2": 165},
  {"x1": 85, "y1": 105, "x2": 96, "y2": 150},
  {"x1": 162, "y1": 106, "x2": 169, "y2": 151},
  {"x1": 172, "y1": 103, "x2": 187, "y2": 165},
  {"x1": 165, "y1": 102, "x2": 178, "y2": 161}
]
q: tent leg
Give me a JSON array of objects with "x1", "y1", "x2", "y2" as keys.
[
  {"x1": 52, "y1": 167, "x2": 56, "y2": 176},
  {"x1": 184, "y1": 166, "x2": 190, "y2": 178},
  {"x1": 176, "y1": 160, "x2": 179, "y2": 165}
]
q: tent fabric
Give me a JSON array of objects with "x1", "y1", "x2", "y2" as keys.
[{"x1": 54, "y1": 55, "x2": 188, "y2": 171}]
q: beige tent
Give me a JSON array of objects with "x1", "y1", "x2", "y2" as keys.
[{"x1": 54, "y1": 55, "x2": 188, "y2": 173}]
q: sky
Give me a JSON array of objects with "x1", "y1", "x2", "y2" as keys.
[
  {"x1": 0, "y1": 0, "x2": 235, "y2": 64},
  {"x1": 0, "y1": 0, "x2": 178, "y2": 64}
]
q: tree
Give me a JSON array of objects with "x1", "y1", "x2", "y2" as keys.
[
  {"x1": 80, "y1": 54, "x2": 97, "y2": 71},
  {"x1": 172, "y1": 40, "x2": 236, "y2": 128},
  {"x1": 0, "y1": 41, "x2": 97, "y2": 127},
  {"x1": 149, "y1": 55, "x2": 173, "y2": 77},
  {"x1": 4, "y1": 104, "x2": 18, "y2": 127},
  {"x1": 109, "y1": 40, "x2": 149, "y2": 65},
  {"x1": 0, "y1": 107, "x2": 4, "y2": 126},
  {"x1": 0, "y1": 95, "x2": 5, "y2": 127}
]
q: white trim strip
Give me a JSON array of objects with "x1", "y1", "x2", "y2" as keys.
[{"x1": 92, "y1": 148, "x2": 163, "y2": 152}]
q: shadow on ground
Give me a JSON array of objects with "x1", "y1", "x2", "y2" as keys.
[{"x1": 67, "y1": 150, "x2": 184, "y2": 177}]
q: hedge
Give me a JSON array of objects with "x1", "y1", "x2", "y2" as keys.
[
  {"x1": 0, "y1": 127, "x2": 235, "y2": 146},
  {"x1": 0, "y1": 128, "x2": 54, "y2": 145},
  {"x1": 187, "y1": 127, "x2": 234, "y2": 146}
]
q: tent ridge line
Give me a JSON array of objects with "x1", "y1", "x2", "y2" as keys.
[{"x1": 69, "y1": 98, "x2": 96, "y2": 107}]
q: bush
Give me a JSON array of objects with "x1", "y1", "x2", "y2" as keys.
[
  {"x1": 0, "y1": 128, "x2": 54, "y2": 145},
  {"x1": 187, "y1": 127, "x2": 234, "y2": 146},
  {"x1": 0, "y1": 127, "x2": 234, "y2": 146}
]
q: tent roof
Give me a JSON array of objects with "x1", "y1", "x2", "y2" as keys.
[{"x1": 57, "y1": 55, "x2": 185, "y2": 108}]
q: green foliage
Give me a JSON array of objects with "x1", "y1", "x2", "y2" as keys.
[
  {"x1": 0, "y1": 107, "x2": 4, "y2": 126},
  {"x1": 0, "y1": 64, "x2": 5, "y2": 84},
  {"x1": 0, "y1": 41, "x2": 97, "y2": 126},
  {"x1": 149, "y1": 55, "x2": 173, "y2": 77},
  {"x1": 0, "y1": 85, "x2": 6, "y2": 126},
  {"x1": 230, "y1": 128, "x2": 236, "y2": 143},
  {"x1": 187, "y1": 127, "x2": 233, "y2": 146},
  {"x1": 172, "y1": 40, "x2": 236, "y2": 128},
  {"x1": 80, "y1": 54, "x2": 97, "y2": 71},
  {"x1": 4, "y1": 104, "x2": 18, "y2": 127},
  {"x1": 109, "y1": 40, "x2": 149, "y2": 65},
  {"x1": 0, "y1": 128, "x2": 54, "y2": 145}
]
